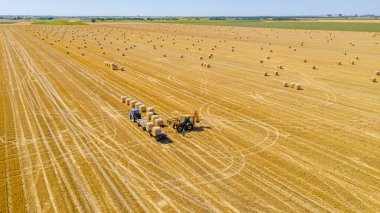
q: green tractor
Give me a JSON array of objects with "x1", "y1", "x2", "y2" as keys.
[{"x1": 167, "y1": 111, "x2": 200, "y2": 133}]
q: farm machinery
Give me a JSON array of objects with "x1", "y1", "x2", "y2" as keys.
[
  {"x1": 129, "y1": 108, "x2": 142, "y2": 122},
  {"x1": 136, "y1": 118, "x2": 167, "y2": 141},
  {"x1": 129, "y1": 108, "x2": 167, "y2": 141},
  {"x1": 167, "y1": 111, "x2": 200, "y2": 133}
]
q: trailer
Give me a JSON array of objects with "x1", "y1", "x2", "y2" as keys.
[
  {"x1": 136, "y1": 119, "x2": 149, "y2": 130},
  {"x1": 136, "y1": 119, "x2": 167, "y2": 141}
]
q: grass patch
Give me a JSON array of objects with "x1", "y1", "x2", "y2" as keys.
[
  {"x1": 142, "y1": 19, "x2": 380, "y2": 32},
  {"x1": 0, "y1": 22, "x2": 16, "y2": 25},
  {"x1": 32, "y1": 20, "x2": 86, "y2": 25}
]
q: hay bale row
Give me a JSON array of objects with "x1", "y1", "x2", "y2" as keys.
[
  {"x1": 285, "y1": 82, "x2": 302, "y2": 90},
  {"x1": 125, "y1": 97, "x2": 151, "y2": 113},
  {"x1": 201, "y1": 63, "x2": 211, "y2": 68}
]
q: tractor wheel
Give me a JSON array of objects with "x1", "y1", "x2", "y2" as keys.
[
  {"x1": 173, "y1": 124, "x2": 178, "y2": 129},
  {"x1": 176, "y1": 125, "x2": 184, "y2": 133},
  {"x1": 187, "y1": 124, "x2": 194, "y2": 131}
]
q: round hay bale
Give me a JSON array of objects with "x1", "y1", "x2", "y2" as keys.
[
  {"x1": 274, "y1": 71, "x2": 279, "y2": 76},
  {"x1": 146, "y1": 122, "x2": 155, "y2": 132},
  {"x1": 375, "y1": 71, "x2": 380, "y2": 76},
  {"x1": 81, "y1": 52, "x2": 85, "y2": 56},
  {"x1": 147, "y1": 112, "x2": 154, "y2": 120},
  {"x1": 355, "y1": 56, "x2": 359, "y2": 60},
  {"x1": 135, "y1": 102, "x2": 142, "y2": 109},
  {"x1": 126, "y1": 98, "x2": 132, "y2": 105},
  {"x1": 200, "y1": 56, "x2": 203, "y2": 60},
  {"x1": 290, "y1": 83, "x2": 296, "y2": 88},
  {"x1": 296, "y1": 84, "x2": 302, "y2": 90},
  {"x1": 277, "y1": 65, "x2": 283, "y2": 69},
  {"x1": 163, "y1": 54, "x2": 166, "y2": 57},
  {"x1": 283, "y1": 81, "x2": 289, "y2": 87},
  {"x1": 130, "y1": 100, "x2": 137, "y2": 107},
  {"x1": 337, "y1": 61, "x2": 342, "y2": 65},
  {"x1": 351, "y1": 61, "x2": 355, "y2": 65},
  {"x1": 151, "y1": 115, "x2": 159, "y2": 123},
  {"x1": 303, "y1": 59, "x2": 307, "y2": 63},
  {"x1": 206, "y1": 64, "x2": 211, "y2": 68},
  {"x1": 120, "y1": 67, "x2": 125, "y2": 71},
  {"x1": 151, "y1": 127, "x2": 162, "y2": 137},
  {"x1": 139, "y1": 105, "x2": 146, "y2": 112},
  {"x1": 121, "y1": 96, "x2": 127, "y2": 103},
  {"x1": 180, "y1": 55, "x2": 184, "y2": 58},
  {"x1": 147, "y1": 107, "x2": 154, "y2": 113},
  {"x1": 266, "y1": 56, "x2": 270, "y2": 59},
  {"x1": 372, "y1": 77, "x2": 377, "y2": 83},
  {"x1": 154, "y1": 118, "x2": 164, "y2": 127},
  {"x1": 264, "y1": 72, "x2": 269, "y2": 76},
  {"x1": 260, "y1": 59, "x2": 264, "y2": 63},
  {"x1": 66, "y1": 51, "x2": 70, "y2": 54},
  {"x1": 312, "y1": 65, "x2": 316, "y2": 69}
]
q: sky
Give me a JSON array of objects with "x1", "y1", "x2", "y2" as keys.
[{"x1": 0, "y1": 0, "x2": 378, "y2": 16}]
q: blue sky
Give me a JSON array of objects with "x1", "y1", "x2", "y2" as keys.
[{"x1": 0, "y1": 0, "x2": 378, "y2": 16}]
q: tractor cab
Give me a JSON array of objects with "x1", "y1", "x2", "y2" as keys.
[{"x1": 130, "y1": 108, "x2": 142, "y2": 122}]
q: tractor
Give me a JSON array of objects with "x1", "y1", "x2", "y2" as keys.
[
  {"x1": 167, "y1": 111, "x2": 200, "y2": 133},
  {"x1": 129, "y1": 108, "x2": 142, "y2": 122}
]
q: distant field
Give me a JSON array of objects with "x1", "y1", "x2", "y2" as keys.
[
  {"x1": 0, "y1": 22, "x2": 16, "y2": 24},
  {"x1": 32, "y1": 20, "x2": 86, "y2": 25},
  {"x1": 143, "y1": 19, "x2": 380, "y2": 32}
]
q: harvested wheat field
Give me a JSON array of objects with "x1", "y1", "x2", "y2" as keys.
[{"x1": 0, "y1": 22, "x2": 380, "y2": 212}]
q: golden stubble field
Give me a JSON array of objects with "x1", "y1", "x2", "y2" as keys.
[{"x1": 0, "y1": 22, "x2": 379, "y2": 212}]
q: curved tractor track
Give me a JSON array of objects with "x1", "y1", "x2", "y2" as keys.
[{"x1": 0, "y1": 23, "x2": 379, "y2": 212}]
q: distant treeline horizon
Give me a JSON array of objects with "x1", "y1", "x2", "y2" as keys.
[{"x1": 0, "y1": 14, "x2": 379, "y2": 21}]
